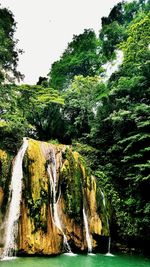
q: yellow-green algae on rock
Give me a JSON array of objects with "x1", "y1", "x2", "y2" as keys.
[
  {"x1": 19, "y1": 139, "x2": 63, "y2": 255},
  {"x1": 2, "y1": 139, "x2": 109, "y2": 255},
  {"x1": 0, "y1": 148, "x2": 12, "y2": 249},
  {"x1": 59, "y1": 149, "x2": 104, "y2": 251},
  {"x1": 0, "y1": 149, "x2": 11, "y2": 210},
  {"x1": 0, "y1": 187, "x2": 4, "y2": 209}
]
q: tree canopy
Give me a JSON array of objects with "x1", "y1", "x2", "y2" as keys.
[
  {"x1": 0, "y1": 6, "x2": 22, "y2": 83},
  {"x1": 48, "y1": 29, "x2": 102, "y2": 90}
]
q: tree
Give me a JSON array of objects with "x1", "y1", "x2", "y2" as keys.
[
  {"x1": 0, "y1": 84, "x2": 65, "y2": 150},
  {"x1": 17, "y1": 85, "x2": 65, "y2": 142},
  {"x1": 36, "y1": 76, "x2": 48, "y2": 87},
  {"x1": 63, "y1": 75, "x2": 107, "y2": 141},
  {"x1": 99, "y1": 0, "x2": 150, "y2": 61},
  {"x1": 0, "y1": 84, "x2": 29, "y2": 152},
  {"x1": 48, "y1": 29, "x2": 101, "y2": 90},
  {"x1": 92, "y1": 11, "x2": 150, "y2": 244},
  {"x1": 0, "y1": 6, "x2": 22, "y2": 83}
]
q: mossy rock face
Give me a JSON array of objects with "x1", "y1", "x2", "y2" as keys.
[
  {"x1": 60, "y1": 148, "x2": 97, "y2": 222},
  {"x1": 1, "y1": 138, "x2": 110, "y2": 255},
  {"x1": 21, "y1": 140, "x2": 110, "y2": 253},
  {"x1": 59, "y1": 148, "x2": 110, "y2": 242},
  {"x1": 0, "y1": 149, "x2": 12, "y2": 214},
  {"x1": 60, "y1": 149, "x2": 84, "y2": 222},
  {"x1": 20, "y1": 139, "x2": 63, "y2": 255},
  {"x1": 0, "y1": 187, "x2": 4, "y2": 208},
  {"x1": 0, "y1": 149, "x2": 9, "y2": 188},
  {"x1": 22, "y1": 139, "x2": 49, "y2": 232},
  {"x1": 96, "y1": 185, "x2": 110, "y2": 236}
]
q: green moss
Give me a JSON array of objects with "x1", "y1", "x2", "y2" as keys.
[
  {"x1": 0, "y1": 149, "x2": 13, "y2": 214},
  {"x1": 60, "y1": 148, "x2": 83, "y2": 222},
  {"x1": 22, "y1": 139, "x2": 49, "y2": 232},
  {"x1": 60, "y1": 147, "x2": 95, "y2": 222},
  {"x1": 96, "y1": 180, "x2": 110, "y2": 236},
  {"x1": 72, "y1": 142, "x2": 100, "y2": 170},
  {"x1": 0, "y1": 149, "x2": 8, "y2": 187},
  {"x1": 71, "y1": 143, "x2": 111, "y2": 236},
  {"x1": 22, "y1": 139, "x2": 110, "y2": 237}
]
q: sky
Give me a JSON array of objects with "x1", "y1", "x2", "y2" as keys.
[{"x1": 0, "y1": 0, "x2": 126, "y2": 85}]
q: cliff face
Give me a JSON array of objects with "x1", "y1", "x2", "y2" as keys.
[
  {"x1": 0, "y1": 149, "x2": 8, "y2": 210},
  {"x1": 1, "y1": 139, "x2": 110, "y2": 256},
  {"x1": 0, "y1": 187, "x2": 4, "y2": 209},
  {"x1": 0, "y1": 149, "x2": 11, "y2": 249},
  {"x1": 19, "y1": 140, "x2": 63, "y2": 255}
]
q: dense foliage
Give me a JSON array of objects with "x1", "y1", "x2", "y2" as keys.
[
  {"x1": 0, "y1": 0, "x2": 150, "y2": 253},
  {"x1": 92, "y1": 10, "x2": 150, "y2": 250},
  {"x1": 0, "y1": 6, "x2": 22, "y2": 83},
  {"x1": 48, "y1": 29, "x2": 102, "y2": 91}
]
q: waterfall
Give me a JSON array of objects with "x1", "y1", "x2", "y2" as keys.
[
  {"x1": 100, "y1": 189, "x2": 110, "y2": 231},
  {"x1": 106, "y1": 237, "x2": 114, "y2": 256},
  {"x1": 83, "y1": 208, "x2": 92, "y2": 253},
  {"x1": 47, "y1": 148, "x2": 72, "y2": 253},
  {"x1": 2, "y1": 138, "x2": 28, "y2": 259},
  {"x1": 108, "y1": 236, "x2": 111, "y2": 253},
  {"x1": 100, "y1": 189, "x2": 106, "y2": 208},
  {"x1": 100, "y1": 189, "x2": 113, "y2": 256}
]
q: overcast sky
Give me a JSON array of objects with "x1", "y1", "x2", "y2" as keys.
[{"x1": 0, "y1": 0, "x2": 126, "y2": 84}]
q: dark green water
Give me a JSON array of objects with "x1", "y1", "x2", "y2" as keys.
[{"x1": 0, "y1": 254, "x2": 150, "y2": 267}]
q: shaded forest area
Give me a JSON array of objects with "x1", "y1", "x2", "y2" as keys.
[{"x1": 0, "y1": 0, "x2": 150, "y2": 254}]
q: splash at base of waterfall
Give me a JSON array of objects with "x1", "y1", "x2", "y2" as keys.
[
  {"x1": 105, "y1": 237, "x2": 114, "y2": 257},
  {"x1": 63, "y1": 252, "x2": 77, "y2": 256},
  {"x1": 1, "y1": 256, "x2": 17, "y2": 261},
  {"x1": 105, "y1": 252, "x2": 114, "y2": 257}
]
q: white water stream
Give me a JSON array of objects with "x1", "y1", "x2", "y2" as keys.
[
  {"x1": 83, "y1": 208, "x2": 92, "y2": 253},
  {"x1": 100, "y1": 189, "x2": 106, "y2": 208},
  {"x1": 2, "y1": 138, "x2": 28, "y2": 259},
  {"x1": 106, "y1": 237, "x2": 114, "y2": 256},
  {"x1": 100, "y1": 189, "x2": 110, "y2": 230},
  {"x1": 47, "y1": 148, "x2": 72, "y2": 253},
  {"x1": 100, "y1": 190, "x2": 114, "y2": 256}
]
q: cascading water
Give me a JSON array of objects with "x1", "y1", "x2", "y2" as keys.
[
  {"x1": 100, "y1": 189, "x2": 106, "y2": 208},
  {"x1": 2, "y1": 138, "x2": 28, "y2": 259},
  {"x1": 108, "y1": 236, "x2": 111, "y2": 253},
  {"x1": 83, "y1": 208, "x2": 92, "y2": 253},
  {"x1": 47, "y1": 148, "x2": 72, "y2": 253},
  {"x1": 100, "y1": 190, "x2": 114, "y2": 256},
  {"x1": 106, "y1": 237, "x2": 114, "y2": 256},
  {"x1": 100, "y1": 189, "x2": 109, "y2": 229}
]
